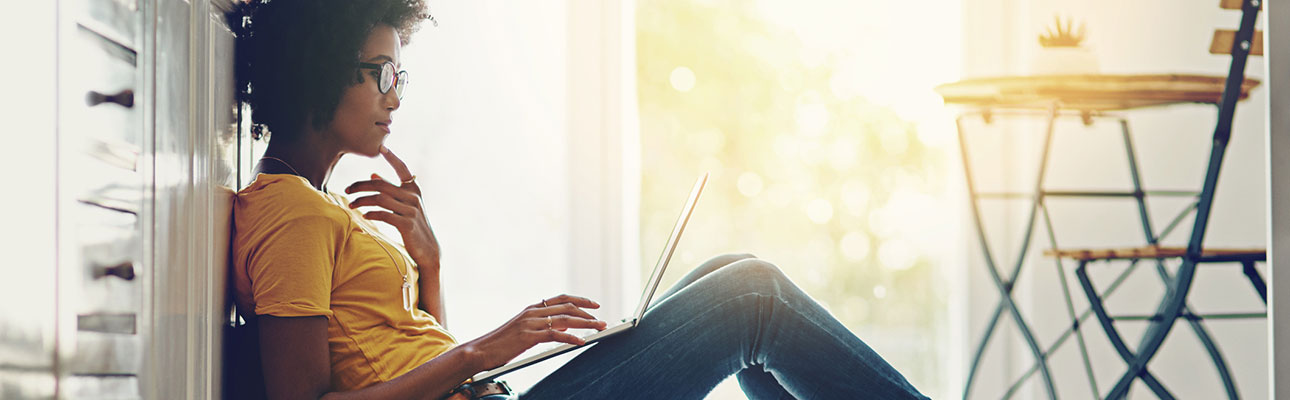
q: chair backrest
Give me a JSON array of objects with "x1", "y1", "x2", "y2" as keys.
[
  {"x1": 1211, "y1": 0, "x2": 1264, "y2": 56},
  {"x1": 1185, "y1": 0, "x2": 1263, "y2": 255}
]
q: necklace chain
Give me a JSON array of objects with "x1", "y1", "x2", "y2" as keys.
[
  {"x1": 260, "y1": 155, "x2": 333, "y2": 190},
  {"x1": 260, "y1": 156, "x2": 303, "y2": 176},
  {"x1": 259, "y1": 155, "x2": 415, "y2": 311},
  {"x1": 366, "y1": 225, "x2": 416, "y2": 312}
]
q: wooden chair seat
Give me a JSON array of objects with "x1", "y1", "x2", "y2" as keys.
[{"x1": 1045, "y1": 246, "x2": 1265, "y2": 261}]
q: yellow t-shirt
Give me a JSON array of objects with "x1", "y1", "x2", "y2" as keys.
[{"x1": 231, "y1": 173, "x2": 457, "y2": 391}]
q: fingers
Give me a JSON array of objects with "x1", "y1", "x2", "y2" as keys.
[
  {"x1": 533, "y1": 303, "x2": 598, "y2": 321},
  {"x1": 379, "y1": 146, "x2": 415, "y2": 183},
  {"x1": 345, "y1": 174, "x2": 418, "y2": 203},
  {"x1": 516, "y1": 294, "x2": 606, "y2": 335},
  {"x1": 541, "y1": 315, "x2": 608, "y2": 331},
  {"x1": 361, "y1": 210, "x2": 412, "y2": 230},
  {"x1": 344, "y1": 174, "x2": 399, "y2": 194},
  {"x1": 532, "y1": 329, "x2": 587, "y2": 346},
  {"x1": 348, "y1": 194, "x2": 417, "y2": 216},
  {"x1": 535, "y1": 294, "x2": 600, "y2": 310}
]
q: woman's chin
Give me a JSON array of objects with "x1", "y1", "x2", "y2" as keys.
[
  {"x1": 349, "y1": 147, "x2": 382, "y2": 158},
  {"x1": 360, "y1": 141, "x2": 386, "y2": 157}
]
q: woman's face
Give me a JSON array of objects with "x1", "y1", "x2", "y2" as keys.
[{"x1": 328, "y1": 24, "x2": 402, "y2": 157}]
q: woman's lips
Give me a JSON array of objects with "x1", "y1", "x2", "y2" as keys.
[{"x1": 376, "y1": 121, "x2": 391, "y2": 133}]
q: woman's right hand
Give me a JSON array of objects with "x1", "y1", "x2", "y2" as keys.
[{"x1": 460, "y1": 294, "x2": 608, "y2": 371}]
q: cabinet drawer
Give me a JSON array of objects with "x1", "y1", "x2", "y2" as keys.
[
  {"x1": 63, "y1": 116, "x2": 144, "y2": 204},
  {"x1": 67, "y1": 331, "x2": 142, "y2": 376},
  {"x1": 72, "y1": 205, "x2": 142, "y2": 314},
  {"x1": 68, "y1": 148, "x2": 146, "y2": 216},
  {"x1": 76, "y1": 181, "x2": 145, "y2": 217},
  {"x1": 67, "y1": 0, "x2": 140, "y2": 51},
  {"x1": 62, "y1": 374, "x2": 139, "y2": 400},
  {"x1": 62, "y1": 23, "x2": 141, "y2": 149},
  {"x1": 82, "y1": 136, "x2": 142, "y2": 172}
]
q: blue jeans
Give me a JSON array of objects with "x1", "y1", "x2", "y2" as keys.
[{"x1": 520, "y1": 254, "x2": 929, "y2": 399}]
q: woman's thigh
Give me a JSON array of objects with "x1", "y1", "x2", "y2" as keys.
[{"x1": 653, "y1": 253, "x2": 756, "y2": 303}]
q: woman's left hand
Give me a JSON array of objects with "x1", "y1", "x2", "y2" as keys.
[{"x1": 345, "y1": 146, "x2": 441, "y2": 267}]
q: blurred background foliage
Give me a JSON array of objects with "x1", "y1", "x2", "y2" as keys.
[{"x1": 636, "y1": 0, "x2": 954, "y2": 396}]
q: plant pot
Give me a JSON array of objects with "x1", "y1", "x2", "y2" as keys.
[{"x1": 1028, "y1": 46, "x2": 1100, "y2": 75}]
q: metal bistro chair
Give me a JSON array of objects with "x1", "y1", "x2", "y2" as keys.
[
  {"x1": 940, "y1": 1, "x2": 1267, "y2": 399},
  {"x1": 1046, "y1": 0, "x2": 1267, "y2": 399}
]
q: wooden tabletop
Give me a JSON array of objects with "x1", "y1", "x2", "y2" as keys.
[
  {"x1": 1045, "y1": 246, "x2": 1265, "y2": 261},
  {"x1": 935, "y1": 74, "x2": 1261, "y2": 112}
]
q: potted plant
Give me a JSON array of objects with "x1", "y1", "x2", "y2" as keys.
[{"x1": 1029, "y1": 15, "x2": 1099, "y2": 75}]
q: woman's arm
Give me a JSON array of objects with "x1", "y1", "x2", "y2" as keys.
[
  {"x1": 417, "y1": 260, "x2": 447, "y2": 326},
  {"x1": 256, "y1": 316, "x2": 474, "y2": 400},
  {"x1": 258, "y1": 295, "x2": 606, "y2": 400},
  {"x1": 260, "y1": 315, "x2": 475, "y2": 400}
]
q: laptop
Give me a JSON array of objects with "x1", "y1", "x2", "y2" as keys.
[{"x1": 471, "y1": 172, "x2": 708, "y2": 382}]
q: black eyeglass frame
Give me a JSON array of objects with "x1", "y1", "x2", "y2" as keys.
[{"x1": 357, "y1": 61, "x2": 408, "y2": 99}]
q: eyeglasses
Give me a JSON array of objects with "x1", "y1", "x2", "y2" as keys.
[{"x1": 357, "y1": 61, "x2": 408, "y2": 100}]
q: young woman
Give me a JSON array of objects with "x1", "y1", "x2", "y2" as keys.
[{"x1": 230, "y1": 1, "x2": 929, "y2": 399}]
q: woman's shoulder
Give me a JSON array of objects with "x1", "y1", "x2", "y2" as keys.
[{"x1": 234, "y1": 173, "x2": 350, "y2": 230}]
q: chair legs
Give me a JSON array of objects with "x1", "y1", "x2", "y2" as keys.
[
  {"x1": 1120, "y1": 116, "x2": 1242, "y2": 399},
  {"x1": 958, "y1": 107, "x2": 1061, "y2": 400},
  {"x1": 1242, "y1": 260, "x2": 1267, "y2": 304},
  {"x1": 1074, "y1": 261, "x2": 1176, "y2": 400},
  {"x1": 1150, "y1": 260, "x2": 1241, "y2": 399}
]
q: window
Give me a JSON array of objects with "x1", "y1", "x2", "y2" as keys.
[{"x1": 636, "y1": 1, "x2": 963, "y2": 398}]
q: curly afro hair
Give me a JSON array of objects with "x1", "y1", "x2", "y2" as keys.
[{"x1": 230, "y1": 0, "x2": 432, "y2": 141}]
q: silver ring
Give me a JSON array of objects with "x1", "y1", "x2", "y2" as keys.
[
  {"x1": 542, "y1": 299, "x2": 548, "y2": 307},
  {"x1": 401, "y1": 175, "x2": 417, "y2": 185},
  {"x1": 546, "y1": 316, "x2": 553, "y2": 329}
]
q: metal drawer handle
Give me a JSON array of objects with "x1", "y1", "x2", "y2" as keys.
[
  {"x1": 94, "y1": 262, "x2": 135, "y2": 281},
  {"x1": 86, "y1": 89, "x2": 134, "y2": 108}
]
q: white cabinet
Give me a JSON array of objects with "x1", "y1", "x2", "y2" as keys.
[{"x1": 0, "y1": 0, "x2": 244, "y2": 398}]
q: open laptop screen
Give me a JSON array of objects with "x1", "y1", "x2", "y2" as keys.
[{"x1": 630, "y1": 172, "x2": 708, "y2": 323}]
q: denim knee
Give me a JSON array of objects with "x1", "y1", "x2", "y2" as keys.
[
  {"x1": 695, "y1": 253, "x2": 757, "y2": 275},
  {"x1": 707, "y1": 253, "x2": 757, "y2": 267},
  {"x1": 715, "y1": 258, "x2": 791, "y2": 297}
]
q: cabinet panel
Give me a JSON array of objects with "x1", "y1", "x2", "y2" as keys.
[
  {"x1": 67, "y1": 0, "x2": 141, "y2": 51},
  {"x1": 55, "y1": 0, "x2": 147, "y2": 398},
  {"x1": 145, "y1": 0, "x2": 193, "y2": 398},
  {"x1": 63, "y1": 24, "x2": 141, "y2": 152},
  {"x1": 62, "y1": 374, "x2": 139, "y2": 399},
  {"x1": 66, "y1": 332, "x2": 142, "y2": 375},
  {"x1": 61, "y1": 23, "x2": 146, "y2": 217},
  {"x1": 71, "y1": 206, "x2": 142, "y2": 315},
  {"x1": 47, "y1": 0, "x2": 243, "y2": 397}
]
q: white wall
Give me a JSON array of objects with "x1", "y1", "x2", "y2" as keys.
[
  {"x1": 0, "y1": 1, "x2": 58, "y2": 396},
  {"x1": 960, "y1": 0, "x2": 1269, "y2": 398}
]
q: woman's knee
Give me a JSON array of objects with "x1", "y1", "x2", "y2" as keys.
[
  {"x1": 694, "y1": 253, "x2": 757, "y2": 275},
  {"x1": 714, "y1": 258, "x2": 791, "y2": 294}
]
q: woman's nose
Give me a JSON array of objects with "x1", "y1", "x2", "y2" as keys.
[{"x1": 386, "y1": 91, "x2": 401, "y2": 110}]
